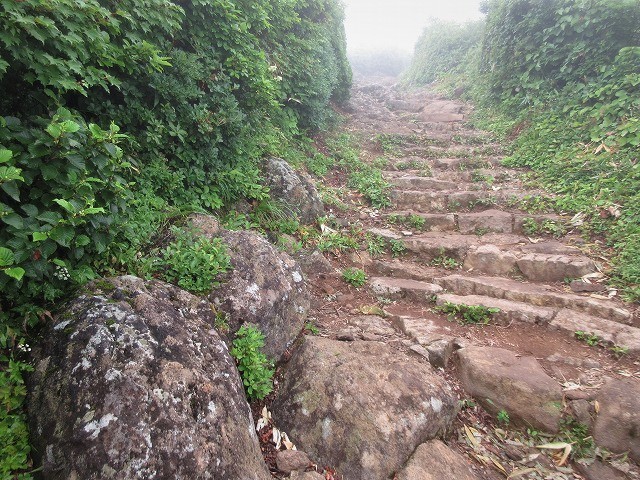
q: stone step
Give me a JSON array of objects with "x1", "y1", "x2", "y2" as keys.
[
  {"x1": 387, "y1": 175, "x2": 459, "y2": 191},
  {"x1": 391, "y1": 189, "x2": 502, "y2": 212},
  {"x1": 436, "y1": 275, "x2": 632, "y2": 324},
  {"x1": 437, "y1": 168, "x2": 516, "y2": 185},
  {"x1": 389, "y1": 175, "x2": 460, "y2": 191},
  {"x1": 371, "y1": 260, "x2": 442, "y2": 282},
  {"x1": 370, "y1": 230, "x2": 524, "y2": 262},
  {"x1": 458, "y1": 210, "x2": 567, "y2": 236},
  {"x1": 435, "y1": 293, "x2": 556, "y2": 325},
  {"x1": 384, "y1": 211, "x2": 457, "y2": 232},
  {"x1": 550, "y1": 309, "x2": 640, "y2": 353},
  {"x1": 370, "y1": 277, "x2": 443, "y2": 304},
  {"x1": 464, "y1": 244, "x2": 598, "y2": 282},
  {"x1": 432, "y1": 157, "x2": 503, "y2": 171}
]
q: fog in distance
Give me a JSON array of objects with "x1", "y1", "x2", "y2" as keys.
[{"x1": 343, "y1": 0, "x2": 484, "y2": 77}]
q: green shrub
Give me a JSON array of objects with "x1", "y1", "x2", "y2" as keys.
[
  {"x1": 481, "y1": 0, "x2": 640, "y2": 108},
  {"x1": 342, "y1": 267, "x2": 367, "y2": 287},
  {"x1": 405, "y1": 20, "x2": 484, "y2": 86},
  {"x1": 437, "y1": 301, "x2": 500, "y2": 325},
  {"x1": 146, "y1": 227, "x2": 231, "y2": 295},
  {"x1": 0, "y1": 110, "x2": 131, "y2": 327},
  {"x1": 230, "y1": 325, "x2": 274, "y2": 401}
]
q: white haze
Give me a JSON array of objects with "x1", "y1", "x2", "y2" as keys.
[{"x1": 343, "y1": 0, "x2": 484, "y2": 55}]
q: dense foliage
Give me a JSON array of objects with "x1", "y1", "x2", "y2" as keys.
[
  {"x1": 0, "y1": 0, "x2": 351, "y2": 475},
  {"x1": 406, "y1": 0, "x2": 640, "y2": 300},
  {"x1": 404, "y1": 20, "x2": 483, "y2": 85}
]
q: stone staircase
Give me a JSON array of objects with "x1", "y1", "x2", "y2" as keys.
[{"x1": 366, "y1": 124, "x2": 639, "y2": 354}]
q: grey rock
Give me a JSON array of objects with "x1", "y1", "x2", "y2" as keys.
[
  {"x1": 210, "y1": 229, "x2": 309, "y2": 360},
  {"x1": 426, "y1": 338, "x2": 455, "y2": 368},
  {"x1": 289, "y1": 472, "x2": 325, "y2": 480},
  {"x1": 569, "y1": 399, "x2": 594, "y2": 427},
  {"x1": 574, "y1": 460, "x2": 629, "y2": 480},
  {"x1": 457, "y1": 346, "x2": 563, "y2": 432},
  {"x1": 594, "y1": 377, "x2": 640, "y2": 461},
  {"x1": 276, "y1": 450, "x2": 311, "y2": 474},
  {"x1": 272, "y1": 337, "x2": 458, "y2": 480},
  {"x1": 396, "y1": 440, "x2": 481, "y2": 480},
  {"x1": 263, "y1": 157, "x2": 324, "y2": 224},
  {"x1": 27, "y1": 276, "x2": 269, "y2": 480}
]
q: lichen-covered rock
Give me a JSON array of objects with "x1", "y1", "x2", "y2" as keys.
[
  {"x1": 272, "y1": 337, "x2": 458, "y2": 480},
  {"x1": 593, "y1": 377, "x2": 640, "y2": 461},
  {"x1": 396, "y1": 440, "x2": 481, "y2": 480},
  {"x1": 263, "y1": 157, "x2": 324, "y2": 224},
  {"x1": 28, "y1": 276, "x2": 270, "y2": 480},
  {"x1": 457, "y1": 346, "x2": 562, "y2": 433},
  {"x1": 211, "y1": 230, "x2": 309, "y2": 360}
]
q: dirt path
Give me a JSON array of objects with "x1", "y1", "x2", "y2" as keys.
[{"x1": 301, "y1": 80, "x2": 640, "y2": 479}]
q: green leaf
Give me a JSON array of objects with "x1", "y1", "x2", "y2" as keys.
[
  {"x1": 0, "y1": 149, "x2": 12, "y2": 164},
  {"x1": 4, "y1": 267, "x2": 25, "y2": 281},
  {"x1": 75, "y1": 235, "x2": 91, "y2": 247},
  {"x1": 32, "y1": 232, "x2": 49, "y2": 242},
  {"x1": 0, "y1": 166, "x2": 24, "y2": 183},
  {"x1": 46, "y1": 123, "x2": 63, "y2": 138},
  {"x1": 1, "y1": 181, "x2": 20, "y2": 201},
  {"x1": 2, "y1": 214, "x2": 23, "y2": 229},
  {"x1": 61, "y1": 120, "x2": 81, "y2": 133},
  {"x1": 53, "y1": 199, "x2": 76, "y2": 213},
  {"x1": 0, "y1": 247, "x2": 14, "y2": 267},
  {"x1": 49, "y1": 225, "x2": 75, "y2": 247}
]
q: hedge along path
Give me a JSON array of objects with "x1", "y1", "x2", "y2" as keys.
[{"x1": 305, "y1": 81, "x2": 640, "y2": 479}]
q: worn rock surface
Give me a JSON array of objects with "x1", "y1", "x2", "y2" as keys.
[
  {"x1": 263, "y1": 157, "x2": 324, "y2": 224},
  {"x1": 210, "y1": 229, "x2": 309, "y2": 360},
  {"x1": 275, "y1": 450, "x2": 312, "y2": 474},
  {"x1": 593, "y1": 378, "x2": 640, "y2": 461},
  {"x1": 272, "y1": 337, "x2": 458, "y2": 480},
  {"x1": 27, "y1": 276, "x2": 269, "y2": 480},
  {"x1": 396, "y1": 440, "x2": 481, "y2": 480},
  {"x1": 457, "y1": 346, "x2": 563, "y2": 432}
]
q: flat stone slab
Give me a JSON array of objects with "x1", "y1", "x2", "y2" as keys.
[
  {"x1": 458, "y1": 209, "x2": 514, "y2": 234},
  {"x1": 386, "y1": 211, "x2": 457, "y2": 232},
  {"x1": 370, "y1": 277, "x2": 443, "y2": 303},
  {"x1": 389, "y1": 176, "x2": 459, "y2": 191},
  {"x1": 516, "y1": 252, "x2": 597, "y2": 282},
  {"x1": 436, "y1": 293, "x2": 556, "y2": 325},
  {"x1": 463, "y1": 245, "x2": 598, "y2": 282},
  {"x1": 464, "y1": 244, "x2": 518, "y2": 276},
  {"x1": 403, "y1": 233, "x2": 480, "y2": 261},
  {"x1": 436, "y1": 275, "x2": 631, "y2": 323},
  {"x1": 594, "y1": 378, "x2": 640, "y2": 462},
  {"x1": 457, "y1": 346, "x2": 563, "y2": 432},
  {"x1": 272, "y1": 337, "x2": 458, "y2": 480},
  {"x1": 372, "y1": 260, "x2": 441, "y2": 281},
  {"x1": 396, "y1": 440, "x2": 481, "y2": 480},
  {"x1": 391, "y1": 190, "x2": 497, "y2": 212},
  {"x1": 550, "y1": 309, "x2": 640, "y2": 353}
]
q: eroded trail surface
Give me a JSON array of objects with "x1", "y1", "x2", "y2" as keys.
[{"x1": 278, "y1": 81, "x2": 640, "y2": 480}]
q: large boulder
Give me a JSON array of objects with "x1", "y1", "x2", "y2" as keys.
[
  {"x1": 210, "y1": 229, "x2": 309, "y2": 360},
  {"x1": 396, "y1": 440, "x2": 481, "y2": 480},
  {"x1": 272, "y1": 337, "x2": 458, "y2": 480},
  {"x1": 593, "y1": 377, "x2": 640, "y2": 461},
  {"x1": 27, "y1": 276, "x2": 270, "y2": 480},
  {"x1": 263, "y1": 157, "x2": 324, "y2": 224},
  {"x1": 456, "y1": 346, "x2": 563, "y2": 433}
]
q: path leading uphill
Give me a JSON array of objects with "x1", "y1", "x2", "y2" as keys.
[{"x1": 292, "y1": 80, "x2": 640, "y2": 480}]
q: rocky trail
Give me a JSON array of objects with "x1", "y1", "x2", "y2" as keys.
[{"x1": 266, "y1": 81, "x2": 640, "y2": 480}]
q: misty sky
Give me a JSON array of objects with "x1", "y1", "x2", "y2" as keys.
[{"x1": 343, "y1": 0, "x2": 484, "y2": 54}]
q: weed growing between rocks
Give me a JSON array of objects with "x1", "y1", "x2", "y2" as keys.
[
  {"x1": 437, "y1": 302, "x2": 500, "y2": 325},
  {"x1": 342, "y1": 268, "x2": 367, "y2": 287},
  {"x1": 231, "y1": 325, "x2": 275, "y2": 401}
]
